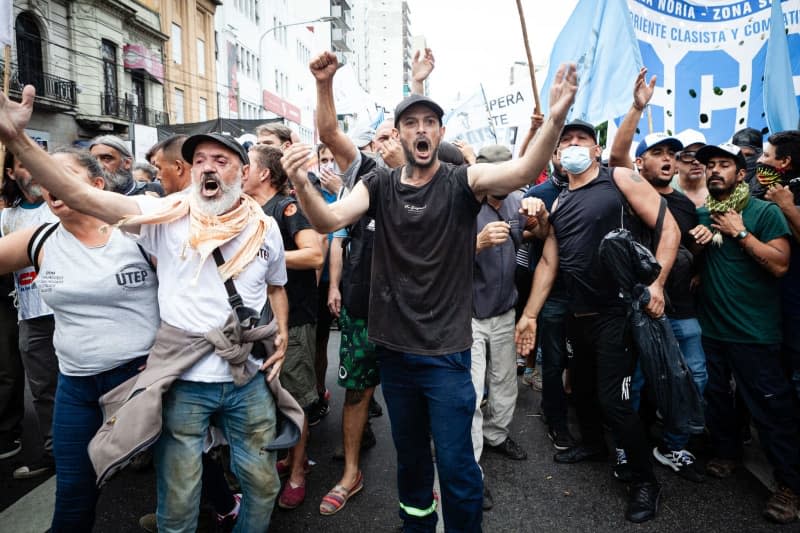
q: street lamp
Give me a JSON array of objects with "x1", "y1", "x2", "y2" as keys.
[
  {"x1": 258, "y1": 16, "x2": 337, "y2": 53},
  {"x1": 258, "y1": 16, "x2": 336, "y2": 120}
]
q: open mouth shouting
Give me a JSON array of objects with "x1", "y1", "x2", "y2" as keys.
[
  {"x1": 414, "y1": 137, "x2": 431, "y2": 160},
  {"x1": 659, "y1": 162, "x2": 673, "y2": 177},
  {"x1": 201, "y1": 172, "x2": 222, "y2": 198}
]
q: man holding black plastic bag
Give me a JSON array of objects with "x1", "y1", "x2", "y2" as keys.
[{"x1": 515, "y1": 118, "x2": 680, "y2": 523}]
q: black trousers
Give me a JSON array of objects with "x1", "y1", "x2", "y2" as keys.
[
  {"x1": 0, "y1": 298, "x2": 23, "y2": 441},
  {"x1": 566, "y1": 312, "x2": 656, "y2": 483},
  {"x1": 703, "y1": 337, "x2": 800, "y2": 493}
]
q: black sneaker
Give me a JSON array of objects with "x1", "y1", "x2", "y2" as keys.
[
  {"x1": 613, "y1": 448, "x2": 634, "y2": 483},
  {"x1": 0, "y1": 437, "x2": 21, "y2": 460},
  {"x1": 13, "y1": 456, "x2": 54, "y2": 479},
  {"x1": 485, "y1": 437, "x2": 527, "y2": 460},
  {"x1": 653, "y1": 446, "x2": 705, "y2": 483},
  {"x1": 307, "y1": 397, "x2": 330, "y2": 427},
  {"x1": 625, "y1": 481, "x2": 661, "y2": 523},
  {"x1": 547, "y1": 426, "x2": 577, "y2": 451},
  {"x1": 368, "y1": 397, "x2": 383, "y2": 418},
  {"x1": 554, "y1": 444, "x2": 607, "y2": 464}
]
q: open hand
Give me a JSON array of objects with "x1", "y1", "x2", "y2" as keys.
[
  {"x1": 412, "y1": 48, "x2": 435, "y2": 83},
  {"x1": 633, "y1": 67, "x2": 656, "y2": 111},
  {"x1": 261, "y1": 333, "x2": 286, "y2": 382},
  {"x1": 281, "y1": 144, "x2": 316, "y2": 190},
  {"x1": 548, "y1": 63, "x2": 579, "y2": 122},
  {"x1": 0, "y1": 85, "x2": 35, "y2": 144}
]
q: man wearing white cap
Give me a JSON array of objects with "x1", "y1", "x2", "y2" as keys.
[{"x1": 672, "y1": 128, "x2": 708, "y2": 207}]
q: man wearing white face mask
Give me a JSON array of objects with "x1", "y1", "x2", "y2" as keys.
[{"x1": 515, "y1": 119, "x2": 681, "y2": 523}]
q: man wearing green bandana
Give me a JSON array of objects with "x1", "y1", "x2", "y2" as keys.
[{"x1": 696, "y1": 142, "x2": 800, "y2": 524}]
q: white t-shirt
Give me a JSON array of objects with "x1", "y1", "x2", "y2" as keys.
[
  {"x1": 133, "y1": 196, "x2": 287, "y2": 382},
  {"x1": 1, "y1": 202, "x2": 58, "y2": 320}
]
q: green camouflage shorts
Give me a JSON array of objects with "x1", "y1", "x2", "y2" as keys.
[{"x1": 337, "y1": 306, "x2": 380, "y2": 391}]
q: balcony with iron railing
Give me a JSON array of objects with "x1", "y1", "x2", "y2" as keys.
[
  {"x1": 100, "y1": 93, "x2": 169, "y2": 126},
  {"x1": 0, "y1": 62, "x2": 77, "y2": 109}
]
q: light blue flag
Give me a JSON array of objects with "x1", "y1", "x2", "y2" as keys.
[
  {"x1": 540, "y1": 0, "x2": 643, "y2": 125},
  {"x1": 763, "y1": 0, "x2": 799, "y2": 134}
]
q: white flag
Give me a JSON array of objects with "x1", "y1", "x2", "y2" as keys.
[{"x1": 0, "y1": 0, "x2": 12, "y2": 47}]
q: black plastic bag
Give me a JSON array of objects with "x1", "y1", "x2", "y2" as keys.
[{"x1": 599, "y1": 228, "x2": 705, "y2": 435}]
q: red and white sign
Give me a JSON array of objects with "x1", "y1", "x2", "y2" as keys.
[
  {"x1": 123, "y1": 44, "x2": 165, "y2": 84},
  {"x1": 262, "y1": 89, "x2": 301, "y2": 124}
]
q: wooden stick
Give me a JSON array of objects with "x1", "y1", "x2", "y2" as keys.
[{"x1": 515, "y1": 0, "x2": 541, "y2": 114}]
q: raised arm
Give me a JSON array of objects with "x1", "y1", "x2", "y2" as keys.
[
  {"x1": 517, "y1": 113, "x2": 545, "y2": 158},
  {"x1": 613, "y1": 167, "x2": 681, "y2": 317},
  {"x1": 609, "y1": 67, "x2": 655, "y2": 170},
  {"x1": 310, "y1": 52, "x2": 358, "y2": 173},
  {"x1": 468, "y1": 63, "x2": 578, "y2": 201},
  {"x1": 282, "y1": 144, "x2": 370, "y2": 233},
  {"x1": 411, "y1": 48, "x2": 435, "y2": 95},
  {"x1": 0, "y1": 87, "x2": 141, "y2": 225}
]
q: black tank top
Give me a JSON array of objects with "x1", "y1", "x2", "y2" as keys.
[{"x1": 550, "y1": 166, "x2": 643, "y2": 313}]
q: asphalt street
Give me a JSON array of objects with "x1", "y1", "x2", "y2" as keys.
[{"x1": 0, "y1": 332, "x2": 793, "y2": 532}]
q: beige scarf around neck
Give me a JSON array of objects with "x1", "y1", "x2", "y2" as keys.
[{"x1": 110, "y1": 192, "x2": 271, "y2": 283}]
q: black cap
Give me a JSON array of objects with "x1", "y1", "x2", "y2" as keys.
[
  {"x1": 695, "y1": 143, "x2": 747, "y2": 170},
  {"x1": 394, "y1": 94, "x2": 445, "y2": 128},
  {"x1": 182, "y1": 133, "x2": 249, "y2": 165},
  {"x1": 437, "y1": 140, "x2": 465, "y2": 165},
  {"x1": 560, "y1": 119, "x2": 597, "y2": 142}
]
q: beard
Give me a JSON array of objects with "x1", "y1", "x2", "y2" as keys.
[
  {"x1": 191, "y1": 172, "x2": 242, "y2": 216},
  {"x1": 401, "y1": 138, "x2": 439, "y2": 169},
  {"x1": 649, "y1": 177, "x2": 672, "y2": 188},
  {"x1": 17, "y1": 176, "x2": 43, "y2": 201},
  {"x1": 105, "y1": 168, "x2": 135, "y2": 194}
]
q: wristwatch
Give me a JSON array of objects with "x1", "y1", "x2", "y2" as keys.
[{"x1": 735, "y1": 229, "x2": 749, "y2": 240}]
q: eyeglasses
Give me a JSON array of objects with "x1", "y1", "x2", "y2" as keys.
[{"x1": 678, "y1": 151, "x2": 698, "y2": 163}]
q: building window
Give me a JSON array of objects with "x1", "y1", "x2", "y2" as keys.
[
  {"x1": 196, "y1": 39, "x2": 205, "y2": 76},
  {"x1": 174, "y1": 88, "x2": 184, "y2": 123},
  {"x1": 102, "y1": 40, "x2": 118, "y2": 114},
  {"x1": 199, "y1": 97, "x2": 208, "y2": 122},
  {"x1": 14, "y1": 13, "x2": 43, "y2": 92},
  {"x1": 171, "y1": 23, "x2": 182, "y2": 64}
]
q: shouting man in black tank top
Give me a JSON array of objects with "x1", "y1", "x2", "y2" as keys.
[
  {"x1": 515, "y1": 118, "x2": 681, "y2": 524},
  {"x1": 284, "y1": 55, "x2": 578, "y2": 533}
]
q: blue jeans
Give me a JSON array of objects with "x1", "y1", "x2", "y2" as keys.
[
  {"x1": 154, "y1": 377, "x2": 279, "y2": 533},
  {"x1": 378, "y1": 348, "x2": 483, "y2": 533},
  {"x1": 663, "y1": 318, "x2": 707, "y2": 450},
  {"x1": 51, "y1": 356, "x2": 146, "y2": 533}
]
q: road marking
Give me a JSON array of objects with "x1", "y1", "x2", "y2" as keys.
[{"x1": 0, "y1": 475, "x2": 55, "y2": 533}]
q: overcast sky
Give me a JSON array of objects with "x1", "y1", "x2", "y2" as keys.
[{"x1": 405, "y1": 0, "x2": 578, "y2": 107}]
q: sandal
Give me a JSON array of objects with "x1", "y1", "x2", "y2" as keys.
[{"x1": 319, "y1": 471, "x2": 364, "y2": 516}]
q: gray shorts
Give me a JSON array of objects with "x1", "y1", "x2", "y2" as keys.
[{"x1": 279, "y1": 323, "x2": 318, "y2": 409}]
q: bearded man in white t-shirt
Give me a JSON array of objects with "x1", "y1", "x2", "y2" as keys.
[{"x1": 0, "y1": 85, "x2": 290, "y2": 533}]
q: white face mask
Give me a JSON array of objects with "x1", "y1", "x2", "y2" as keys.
[{"x1": 560, "y1": 145, "x2": 593, "y2": 174}]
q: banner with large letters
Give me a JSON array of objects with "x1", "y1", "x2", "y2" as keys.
[
  {"x1": 627, "y1": 0, "x2": 800, "y2": 143},
  {"x1": 446, "y1": 0, "x2": 799, "y2": 154}
]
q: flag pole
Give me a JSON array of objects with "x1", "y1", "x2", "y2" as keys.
[
  {"x1": 515, "y1": 0, "x2": 541, "y2": 114},
  {"x1": 647, "y1": 104, "x2": 653, "y2": 134}
]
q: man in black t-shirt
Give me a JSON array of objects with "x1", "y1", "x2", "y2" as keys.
[
  {"x1": 244, "y1": 144, "x2": 324, "y2": 510},
  {"x1": 287, "y1": 50, "x2": 578, "y2": 533},
  {"x1": 609, "y1": 69, "x2": 713, "y2": 485}
]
